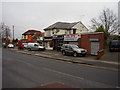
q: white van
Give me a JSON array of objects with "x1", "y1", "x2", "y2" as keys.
[{"x1": 27, "y1": 43, "x2": 45, "y2": 51}]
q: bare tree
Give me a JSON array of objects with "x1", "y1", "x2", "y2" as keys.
[
  {"x1": 90, "y1": 8, "x2": 118, "y2": 35},
  {"x1": 0, "y1": 22, "x2": 11, "y2": 40}
]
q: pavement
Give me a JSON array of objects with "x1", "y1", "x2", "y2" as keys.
[{"x1": 9, "y1": 47, "x2": 119, "y2": 71}]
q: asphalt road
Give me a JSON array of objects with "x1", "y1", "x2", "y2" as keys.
[
  {"x1": 2, "y1": 49, "x2": 119, "y2": 88},
  {"x1": 0, "y1": 48, "x2": 2, "y2": 89}
]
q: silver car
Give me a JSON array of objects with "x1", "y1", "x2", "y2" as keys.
[
  {"x1": 61, "y1": 44, "x2": 87, "y2": 57},
  {"x1": 27, "y1": 43, "x2": 45, "y2": 51}
]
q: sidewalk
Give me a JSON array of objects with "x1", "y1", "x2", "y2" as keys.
[{"x1": 10, "y1": 48, "x2": 119, "y2": 71}]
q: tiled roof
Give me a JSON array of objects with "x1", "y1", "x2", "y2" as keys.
[
  {"x1": 44, "y1": 22, "x2": 79, "y2": 30},
  {"x1": 22, "y1": 30, "x2": 41, "y2": 35}
]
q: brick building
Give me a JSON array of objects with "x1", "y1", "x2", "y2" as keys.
[{"x1": 22, "y1": 30, "x2": 44, "y2": 43}]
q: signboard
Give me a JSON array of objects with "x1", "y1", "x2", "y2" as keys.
[
  {"x1": 28, "y1": 36, "x2": 32, "y2": 42},
  {"x1": 44, "y1": 39, "x2": 52, "y2": 41},
  {"x1": 64, "y1": 35, "x2": 80, "y2": 41}
]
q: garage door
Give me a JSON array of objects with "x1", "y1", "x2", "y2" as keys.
[{"x1": 91, "y1": 42, "x2": 99, "y2": 55}]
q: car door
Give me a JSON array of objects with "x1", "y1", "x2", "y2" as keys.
[
  {"x1": 34, "y1": 44, "x2": 39, "y2": 50},
  {"x1": 65, "y1": 45, "x2": 73, "y2": 54}
]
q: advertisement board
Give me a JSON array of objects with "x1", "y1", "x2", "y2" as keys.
[{"x1": 64, "y1": 34, "x2": 80, "y2": 41}]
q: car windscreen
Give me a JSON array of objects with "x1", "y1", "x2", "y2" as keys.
[
  {"x1": 111, "y1": 40, "x2": 120, "y2": 45},
  {"x1": 71, "y1": 45, "x2": 79, "y2": 48}
]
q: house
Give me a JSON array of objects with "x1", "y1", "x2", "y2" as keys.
[
  {"x1": 22, "y1": 30, "x2": 44, "y2": 43},
  {"x1": 43, "y1": 21, "x2": 89, "y2": 50}
]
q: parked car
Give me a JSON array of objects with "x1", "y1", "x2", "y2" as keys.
[
  {"x1": 8, "y1": 44, "x2": 14, "y2": 48},
  {"x1": 61, "y1": 44, "x2": 87, "y2": 57},
  {"x1": 109, "y1": 40, "x2": 120, "y2": 52},
  {"x1": 22, "y1": 43, "x2": 28, "y2": 49},
  {"x1": 27, "y1": 43, "x2": 45, "y2": 51}
]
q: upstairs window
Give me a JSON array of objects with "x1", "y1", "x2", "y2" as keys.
[{"x1": 56, "y1": 29, "x2": 60, "y2": 33}]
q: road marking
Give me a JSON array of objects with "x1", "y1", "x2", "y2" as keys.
[
  {"x1": 43, "y1": 68, "x2": 84, "y2": 80},
  {"x1": 78, "y1": 63, "x2": 119, "y2": 71},
  {"x1": 116, "y1": 86, "x2": 120, "y2": 88}
]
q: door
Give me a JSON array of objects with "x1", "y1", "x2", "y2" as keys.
[
  {"x1": 34, "y1": 44, "x2": 39, "y2": 50},
  {"x1": 91, "y1": 42, "x2": 99, "y2": 55}
]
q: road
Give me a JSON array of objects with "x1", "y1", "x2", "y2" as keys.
[{"x1": 2, "y1": 49, "x2": 119, "y2": 88}]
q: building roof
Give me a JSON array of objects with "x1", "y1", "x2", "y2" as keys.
[
  {"x1": 22, "y1": 30, "x2": 41, "y2": 35},
  {"x1": 44, "y1": 22, "x2": 79, "y2": 30}
]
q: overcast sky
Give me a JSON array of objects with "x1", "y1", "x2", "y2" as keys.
[{"x1": 1, "y1": 0, "x2": 119, "y2": 39}]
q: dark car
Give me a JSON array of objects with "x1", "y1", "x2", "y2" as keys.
[
  {"x1": 61, "y1": 44, "x2": 87, "y2": 57},
  {"x1": 109, "y1": 40, "x2": 120, "y2": 52}
]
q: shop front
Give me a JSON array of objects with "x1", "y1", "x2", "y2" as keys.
[
  {"x1": 52, "y1": 35, "x2": 64, "y2": 51},
  {"x1": 43, "y1": 37, "x2": 53, "y2": 50}
]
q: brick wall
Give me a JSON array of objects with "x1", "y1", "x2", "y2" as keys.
[{"x1": 78, "y1": 33, "x2": 104, "y2": 54}]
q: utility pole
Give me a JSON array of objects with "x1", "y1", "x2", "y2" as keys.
[{"x1": 13, "y1": 25, "x2": 14, "y2": 40}]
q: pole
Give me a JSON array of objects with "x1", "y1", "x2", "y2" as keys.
[{"x1": 13, "y1": 25, "x2": 14, "y2": 40}]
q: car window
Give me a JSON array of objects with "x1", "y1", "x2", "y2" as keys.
[
  {"x1": 71, "y1": 45, "x2": 79, "y2": 48},
  {"x1": 65, "y1": 45, "x2": 69, "y2": 48},
  {"x1": 34, "y1": 44, "x2": 38, "y2": 46}
]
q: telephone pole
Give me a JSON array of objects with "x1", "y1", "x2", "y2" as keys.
[{"x1": 13, "y1": 25, "x2": 14, "y2": 40}]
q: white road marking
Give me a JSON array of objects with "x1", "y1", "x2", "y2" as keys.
[
  {"x1": 116, "y1": 86, "x2": 120, "y2": 88},
  {"x1": 43, "y1": 68, "x2": 84, "y2": 80}
]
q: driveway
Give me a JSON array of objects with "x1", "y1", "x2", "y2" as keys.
[{"x1": 100, "y1": 49, "x2": 119, "y2": 62}]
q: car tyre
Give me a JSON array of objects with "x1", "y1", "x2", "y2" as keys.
[
  {"x1": 73, "y1": 52, "x2": 78, "y2": 57},
  {"x1": 28, "y1": 48, "x2": 31, "y2": 51}
]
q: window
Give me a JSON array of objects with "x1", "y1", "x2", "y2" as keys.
[
  {"x1": 34, "y1": 44, "x2": 38, "y2": 46},
  {"x1": 56, "y1": 29, "x2": 60, "y2": 33},
  {"x1": 24, "y1": 35, "x2": 26, "y2": 39}
]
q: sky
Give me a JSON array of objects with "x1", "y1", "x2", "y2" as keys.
[{"x1": 0, "y1": 0, "x2": 119, "y2": 39}]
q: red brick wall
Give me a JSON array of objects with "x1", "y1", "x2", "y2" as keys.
[{"x1": 78, "y1": 33, "x2": 104, "y2": 54}]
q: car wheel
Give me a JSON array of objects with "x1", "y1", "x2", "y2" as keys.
[
  {"x1": 28, "y1": 48, "x2": 31, "y2": 51},
  {"x1": 62, "y1": 51, "x2": 66, "y2": 55},
  {"x1": 73, "y1": 52, "x2": 78, "y2": 57}
]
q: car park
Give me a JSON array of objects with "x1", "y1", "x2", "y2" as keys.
[
  {"x1": 27, "y1": 43, "x2": 45, "y2": 51},
  {"x1": 8, "y1": 44, "x2": 14, "y2": 48},
  {"x1": 61, "y1": 44, "x2": 87, "y2": 57}
]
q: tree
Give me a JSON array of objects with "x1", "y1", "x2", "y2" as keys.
[
  {"x1": 90, "y1": 8, "x2": 118, "y2": 35},
  {"x1": 0, "y1": 22, "x2": 11, "y2": 40},
  {"x1": 95, "y1": 26, "x2": 108, "y2": 40}
]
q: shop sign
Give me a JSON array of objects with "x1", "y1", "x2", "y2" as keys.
[
  {"x1": 28, "y1": 36, "x2": 32, "y2": 42},
  {"x1": 64, "y1": 35, "x2": 80, "y2": 41}
]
